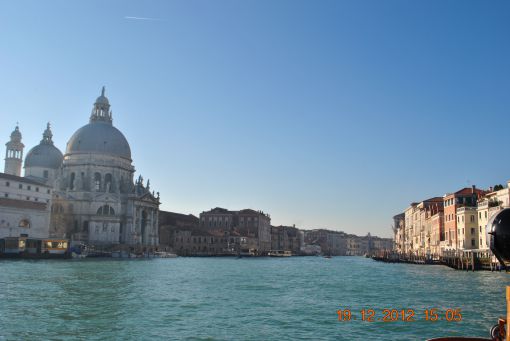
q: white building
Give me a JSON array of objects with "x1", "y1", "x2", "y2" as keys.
[
  {"x1": 1, "y1": 88, "x2": 160, "y2": 248},
  {"x1": 0, "y1": 172, "x2": 52, "y2": 239}
]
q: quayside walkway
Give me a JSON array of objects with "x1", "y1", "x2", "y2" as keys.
[{"x1": 371, "y1": 250, "x2": 503, "y2": 271}]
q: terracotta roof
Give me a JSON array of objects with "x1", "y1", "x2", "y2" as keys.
[
  {"x1": 0, "y1": 172, "x2": 51, "y2": 187},
  {"x1": 0, "y1": 197, "x2": 47, "y2": 210},
  {"x1": 423, "y1": 197, "x2": 444, "y2": 203},
  {"x1": 444, "y1": 187, "x2": 487, "y2": 197}
]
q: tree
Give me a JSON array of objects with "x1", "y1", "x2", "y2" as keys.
[{"x1": 494, "y1": 184, "x2": 504, "y2": 191}]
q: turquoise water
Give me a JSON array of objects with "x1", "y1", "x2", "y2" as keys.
[{"x1": 0, "y1": 256, "x2": 509, "y2": 340}]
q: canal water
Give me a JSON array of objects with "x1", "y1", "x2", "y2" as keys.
[{"x1": 1, "y1": 256, "x2": 509, "y2": 340}]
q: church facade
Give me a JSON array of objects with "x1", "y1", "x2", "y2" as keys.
[{"x1": 1, "y1": 88, "x2": 160, "y2": 248}]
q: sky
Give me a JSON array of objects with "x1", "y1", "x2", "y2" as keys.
[{"x1": 0, "y1": 0, "x2": 509, "y2": 238}]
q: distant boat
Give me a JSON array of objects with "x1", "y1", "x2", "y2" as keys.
[
  {"x1": 154, "y1": 251, "x2": 177, "y2": 258},
  {"x1": 323, "y1": 255, "x2": 332, "y2": 259},
  {"x1": 268, "y1": 250, "x2": 292, "y2": 257}
]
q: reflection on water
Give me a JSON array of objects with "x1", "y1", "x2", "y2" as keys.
[{"x1": 1, "y1": 257, "x2": 509, "y2": 340}]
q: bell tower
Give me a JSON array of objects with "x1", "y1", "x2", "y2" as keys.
[{"x1": 4, "y1": 125, "x2": 24, "y2": 176}]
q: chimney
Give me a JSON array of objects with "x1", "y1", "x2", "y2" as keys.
[
  {"x1": 472, "y1": 185, "x2": 476, "y2": 193},
  {"x1": 490, "y1": 186, "x2": 494, "y2": 192}
]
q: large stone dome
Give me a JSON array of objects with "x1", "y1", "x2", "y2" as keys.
[
  {"x1": 65, "y1": 87, "x2": 132, "y2": 161},
  {"x1": 66, "y1": 121, "x2": 132, "y2": 160},
  {"x1": 25, "y1": 144, "x2": 63, "y2": 169}
]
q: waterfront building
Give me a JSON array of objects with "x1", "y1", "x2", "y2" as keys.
[
  {"x1": 199, "y1": 207, "x2": 272, "y2": 254},
  {"x1": 443, "y1": 186, "x2": 485, "y2": 251},
  {"x1": 477, "y1": 194, "x2": 495, "y2": 250},
  {"x1": 357, "y1": 235, "x2": 370, "y2": 255},
  {"x1": 430, "y1": 210, "x2": 444, "y2": 255},
  {"x1": 1, "y1": 126, "x2": 53, "y2": 239},
  {"x1": 172, "y1": 228, "x2": 235, "y2": 256},
  {"x1": 344, "y1": 234, "x2": 390, "y2": 256},
  {"x1": 158, "y1": 211, "x2": 199, "y2": 249},
  {"x1": 476, "y1": 184, "x2": 510, "y2": 250},
  {"x1": 456, "y1": 206, "x2": 478, "y2": 249},
  {"x1": 346, "y1": 236, "x2": 360, "y2": 255},
  {"x1": 270, "y1": 225, "x2": 301, "y2": 254},
  {"x1": 1, "y1": 88, "x2": 160, "y2": 249},
  {"x1": 371, "y1": 236, "x2": 393, "y2": 251},
  {"x1": 404, "y1": 203, "x2": 418, "y2": 253},
  {"x1": 238, "y1": 209, "x2": 271, "y2": 252},
  {"x1": 416, "y1": 198, "x2": 443, "y2": 255},
  {"x1": 200, "y1": 207, "x2": 235, "y2": 229},
  {"x1": 0, "y1": 172, "x2": 52, "y2": 239},
  {"x1": 404, "y1": 198, "x2": 442, "y2": 255},
  {"x1": 495, "y1": 181, "x2": 510, "y2": 208},
  {"x1": 304, "y1": 229, "x2": 348, "y2": 255},
  {"x1": 392, "y1": 213, "x2": 405, "y2": 253}
]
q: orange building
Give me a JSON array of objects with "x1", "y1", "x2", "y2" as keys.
[{"x1": 443, "y1": 186, "x2": 486, "y2": 250}]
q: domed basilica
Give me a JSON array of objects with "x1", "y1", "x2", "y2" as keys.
[{"x1": 2, "y1": 88, "x2": 160, "y2": 248}]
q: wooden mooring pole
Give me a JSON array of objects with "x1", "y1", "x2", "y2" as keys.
[{"x1": 507, "y1": 286, "x2": 510, "y2": 341}]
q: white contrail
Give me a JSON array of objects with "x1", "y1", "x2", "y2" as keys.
[{"x1": 124, "y1": 16, "x2": 161, "y2": 21}]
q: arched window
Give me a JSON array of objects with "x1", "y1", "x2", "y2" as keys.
[
  {"x1": 70, "y1": 173, "x2": 75, "y2": 190},
  {"x1": 19, "y1": 219, "x2": 30, "y2": 228},
  {"x1": 105, "y1": 173, "x2": 113, "y2": 193},
  {"x1": 97, "y1": 205, "x2": 115, "y2": 216},
  {"x1": 94, "y1": 173, "x2": 101, "y2": 191}
]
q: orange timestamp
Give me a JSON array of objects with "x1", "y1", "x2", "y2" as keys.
[{"x1": 336, "y1": 308, "x2": 462, "y2": 322}]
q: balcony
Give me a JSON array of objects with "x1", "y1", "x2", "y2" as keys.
[{"x1": 456, "y1": 206, "x2": 477, "y2": 214}]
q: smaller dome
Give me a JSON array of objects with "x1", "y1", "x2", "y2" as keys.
[
  {"x1": 25, "y1": 144, "x2": 63, "y2": 169},
  {"x1": 24, "y1": 123, "x2": 63, "y2": 169}
]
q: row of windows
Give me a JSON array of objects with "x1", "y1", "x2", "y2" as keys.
[
  {"x1": 444, "y1": 196, "x2": 476, "y2": 207},
  {"x1": 5, "y1": 181, "x2": 50, "y2": 194},
  {"x1": 457, "y1": 239, "x2": 477, "y2": 247},
  {"x1": 456, "y1": 215, "x2": 476, "y2": 223},
  {"x1": 458, "y1": 227, "x2": 477, "y2": 235},
  {"x1": 202, "y1": 216, "x2": 259, "y2": 222},
  {"x1": 176, "y1": 237, "x2": 237, "y2": 244},
  {"x1": 478, "y1": 211, "x2": 488, "y2": 219},
  {"x1": 3, "y1": 192, "x2": 49, "y2": 202},
  {"x1": 0, "y1": 219, "x2": 31, "y2": 228},
  {"x1": 444, "y1": 198, "x2": 454, "y2": 206},
  {"x1": 94, "y1": 223, "x2": 116, "y2": 233},
  {"x1": 205, "y1": 220, "x2": 229, "y2": 227},
  {"x1": 69, "y1": 172, "x2": 118, "y2": 193},
  {"x1": 97, "y1": 205, "x2": 115, "y2": 216}
]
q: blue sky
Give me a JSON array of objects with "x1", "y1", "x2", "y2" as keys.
[{"x1": 0, "y1": 0, "x2": 509, "y2": 237}]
